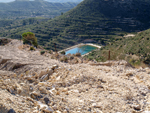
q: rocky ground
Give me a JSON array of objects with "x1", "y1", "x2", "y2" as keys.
[{"x1": 0, "y1": 39, "x2": 150, "y2": 113}]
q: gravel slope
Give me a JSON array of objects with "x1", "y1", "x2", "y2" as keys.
[{"x1": 0, "y1": 40, "x2": 150, "y2": 113}]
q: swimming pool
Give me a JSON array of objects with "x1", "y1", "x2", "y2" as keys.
[{"x1": 65, "y1": 45, "x2": 97, "y2": 55}]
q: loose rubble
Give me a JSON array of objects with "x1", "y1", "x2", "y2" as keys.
[{"x1": 0, "y1": 39, "x2": 150, "y2": 113}]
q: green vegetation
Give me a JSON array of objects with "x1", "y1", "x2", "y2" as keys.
[
  {"x1": 30, "y1": 46, "x2": 35, "y2": 51},
  {"x1": 86, "y1": 28, "x2": 150, "y2": 65},
  {"x1": 22, "y1": 32, "x2": 38, "y2": 47},
  {"x1": 40, "y1": 50, "x2": 45, "y2": 55},
  {"x1": 60, "y1": 56, "x2": 68, "y2": 62},
  {"x1": 0, "y1": 0, "x2": 78, "y2": 19},
  {"x1": 1, "y1": 0, "x2": 150, "y2": 51},
  {"x1": 0, "y1": 0, "x2": 78, "y2": 50},
  {"x1": 60, "y1": 51, "x2": 66, "y2": 55}
]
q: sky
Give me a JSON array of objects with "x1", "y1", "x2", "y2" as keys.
[{"x1": 0, "y1": 0, "x2": 14, "y2": 2}]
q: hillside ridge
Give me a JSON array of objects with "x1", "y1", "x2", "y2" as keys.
[
  {"x1": 0, "y1": 0, "x2": 78, "y2": 19},
  {"x1": 1, "y1": 0, "x2": 150, "y2": 50}
]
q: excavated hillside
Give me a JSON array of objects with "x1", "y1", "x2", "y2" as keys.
[{"x1": 0, "y1": 39, "x2": 150, "y2": 113}]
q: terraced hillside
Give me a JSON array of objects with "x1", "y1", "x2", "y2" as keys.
[
  {"x1": 86, "y1": 28, "x2": 150, "y2": 66},
  {"x1": 1, "y1": 0, "x2": 150, "y2": 50}
]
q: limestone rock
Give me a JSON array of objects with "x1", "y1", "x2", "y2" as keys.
[
  {"x1": 40, "y1": 74, "x2": 49, "y2": 81},
  {"x1": 2, "y1": 39, "x2": 150, "y2": 113},
  {"x1": 17, "y1": 88, "x2": 22, "y2": 94},
  {"x1": 63, "y1": 110, "x2": 68, "y2": 113},
  {"x1": 24, "y1": 76, "x2": 35, "y2": 83},
  {"x1": 39, "y1": 87, "x2": 47, "y2": 94},
  {"x1": 39, "y1": 70, "x2": 48, "y2": 78},
  {"x1": 126, "y1": 73, "x2": 133, "y2": 77},
  {"x1": 92, "y1": 103, "x2": 102, "y2": 109},
  {"x1": 30, "y1": 91, "x2": 40, "y2": 99},
  {"x1": 47, "y1": 69, "x2": 54, "y2": 75},
  {"x1": 26, "y1": 97, "x2": 35, "y2": 103},
  {"x1": 7, "y1": 87, "x2": 14, "y2": 94},
  {"x1": 37, "y1": 101, "x2": 53, "y2": 113},
  {"x1": 55, "y1": 110, "x2": 61, "y2": 113},
  {"x1": 62, "y1": 88, "x2": 68, "y2": 92},
  {"x1": 133, "y1": 104, "x2": 141, "y2": 111},
  {"x1": 51, "y1": 65, "x2": 58, "y2": 70},
  {"x1": 38, "y1": 82, "x2": 47, "y2": 86},
  {"x1": 44, "y1": 107, "x2": 53, "y2": 113},
  {"x1": 143, "y1": 111, "x2": 150, "y2": 113},
  {"x1": 97, "y1": 85, "x2": 104, "y2": 88}
]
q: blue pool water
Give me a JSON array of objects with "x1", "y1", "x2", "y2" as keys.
[{"x1": 65, "y1": 45, "x2": 97, "y2": 55}]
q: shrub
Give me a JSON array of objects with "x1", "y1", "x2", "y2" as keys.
[
  {"x1": 60, "y1": 56, "x2": 68, "y2": 62},
  {"x1": 30, "y1": 46, "x2": 35, "y2": 51},
  {"x1": 70, "y1": 56, "x2": 74, "y2": 60},
  {"x1": 75, "y1": 53, "x2": 81, "y2": 57},
  {"x1": 129, "y1": 59, "x2": 141, "y2": 67},
  {"x1": 49, "y1": 51, "x2": 52, "y2": 54},
  {"x1": 22, "y1": 32, "x2": 38, "y2": 47},
  {"x1": 55, "y1": 53, "x2": 59, "y2": 58},
  {"x1": 96, "y1": 56, "x2": 106, "y2": 62},
  {"x1": 40, "y1": 51, "x2": 45, "y2": 55},
  {"x1": 88, "y1": 56, "x2": 93, "y2": 60},
  {"x1": 60, "y1": 51, "x2": 66, "y2": 55}
]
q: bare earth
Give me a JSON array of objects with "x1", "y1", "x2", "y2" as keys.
[{"x1": 0, "y1": 39, "x2": 150, "y2": 113}]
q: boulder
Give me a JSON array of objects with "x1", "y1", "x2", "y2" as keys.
[
  {"x1": 37, "y1": 101, "x2": 53, "y2": 113},
  {"x1": 40, "y1": 74, "x2": 49, "y2": 81},
  {"x1": 39, "y1": 87, "x2": 47, "y2": 94},
  {"x1": 51, "y1": 65, "x2": 58, "y2": 70},
  {"x1": 30, "y1": 91, "x2": 40, "y2": 99},
  {"x1": 133, "y1": 104, "x2": 141, "y2": 111}
]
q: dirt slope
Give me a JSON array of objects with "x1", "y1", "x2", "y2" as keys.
[{"x1": 0, "y1": 39, "x2": 150, "y2": 113}]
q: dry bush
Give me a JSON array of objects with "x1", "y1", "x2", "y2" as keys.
[
  {"x1": 72, "y1": 58, "x2": 78, "y2": 64},
  {"x1": 75, "y1": 53, "x2": 81, "y2": 57},
  {"x1": 69, "y1": 56, "x2": 74, "y2": 60},
  {"x1": 30, "y1": 46, "x2": 35, "y2": 51},
  {"x1": 55, "y1": 53, "x2": 60, "y2": 59},
  {"x1": 60, "y1": 56, "x2": 68, "y2": 63}
]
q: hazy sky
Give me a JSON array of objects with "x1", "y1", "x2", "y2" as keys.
[{"x1": 0, "y1": 0, "x2": 14, "y2": 2}]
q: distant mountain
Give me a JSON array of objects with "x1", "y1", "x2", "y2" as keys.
[
  {"x1": 45, "y1": 0, "x2": 83, "y2": 3},
  {"x1": 1, "y1": 0, "x2": 150, "y2": 50},
  {"x1": 0, "y1": 0, "x2": 83, "y2": 3},
  {"x1": 0, "y1": 0, "x2": 78, "y2": 19}
]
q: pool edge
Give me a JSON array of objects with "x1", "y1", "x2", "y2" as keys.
[{"x1": 58, "y1": 43, "x2": 101, "y2": 56}]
